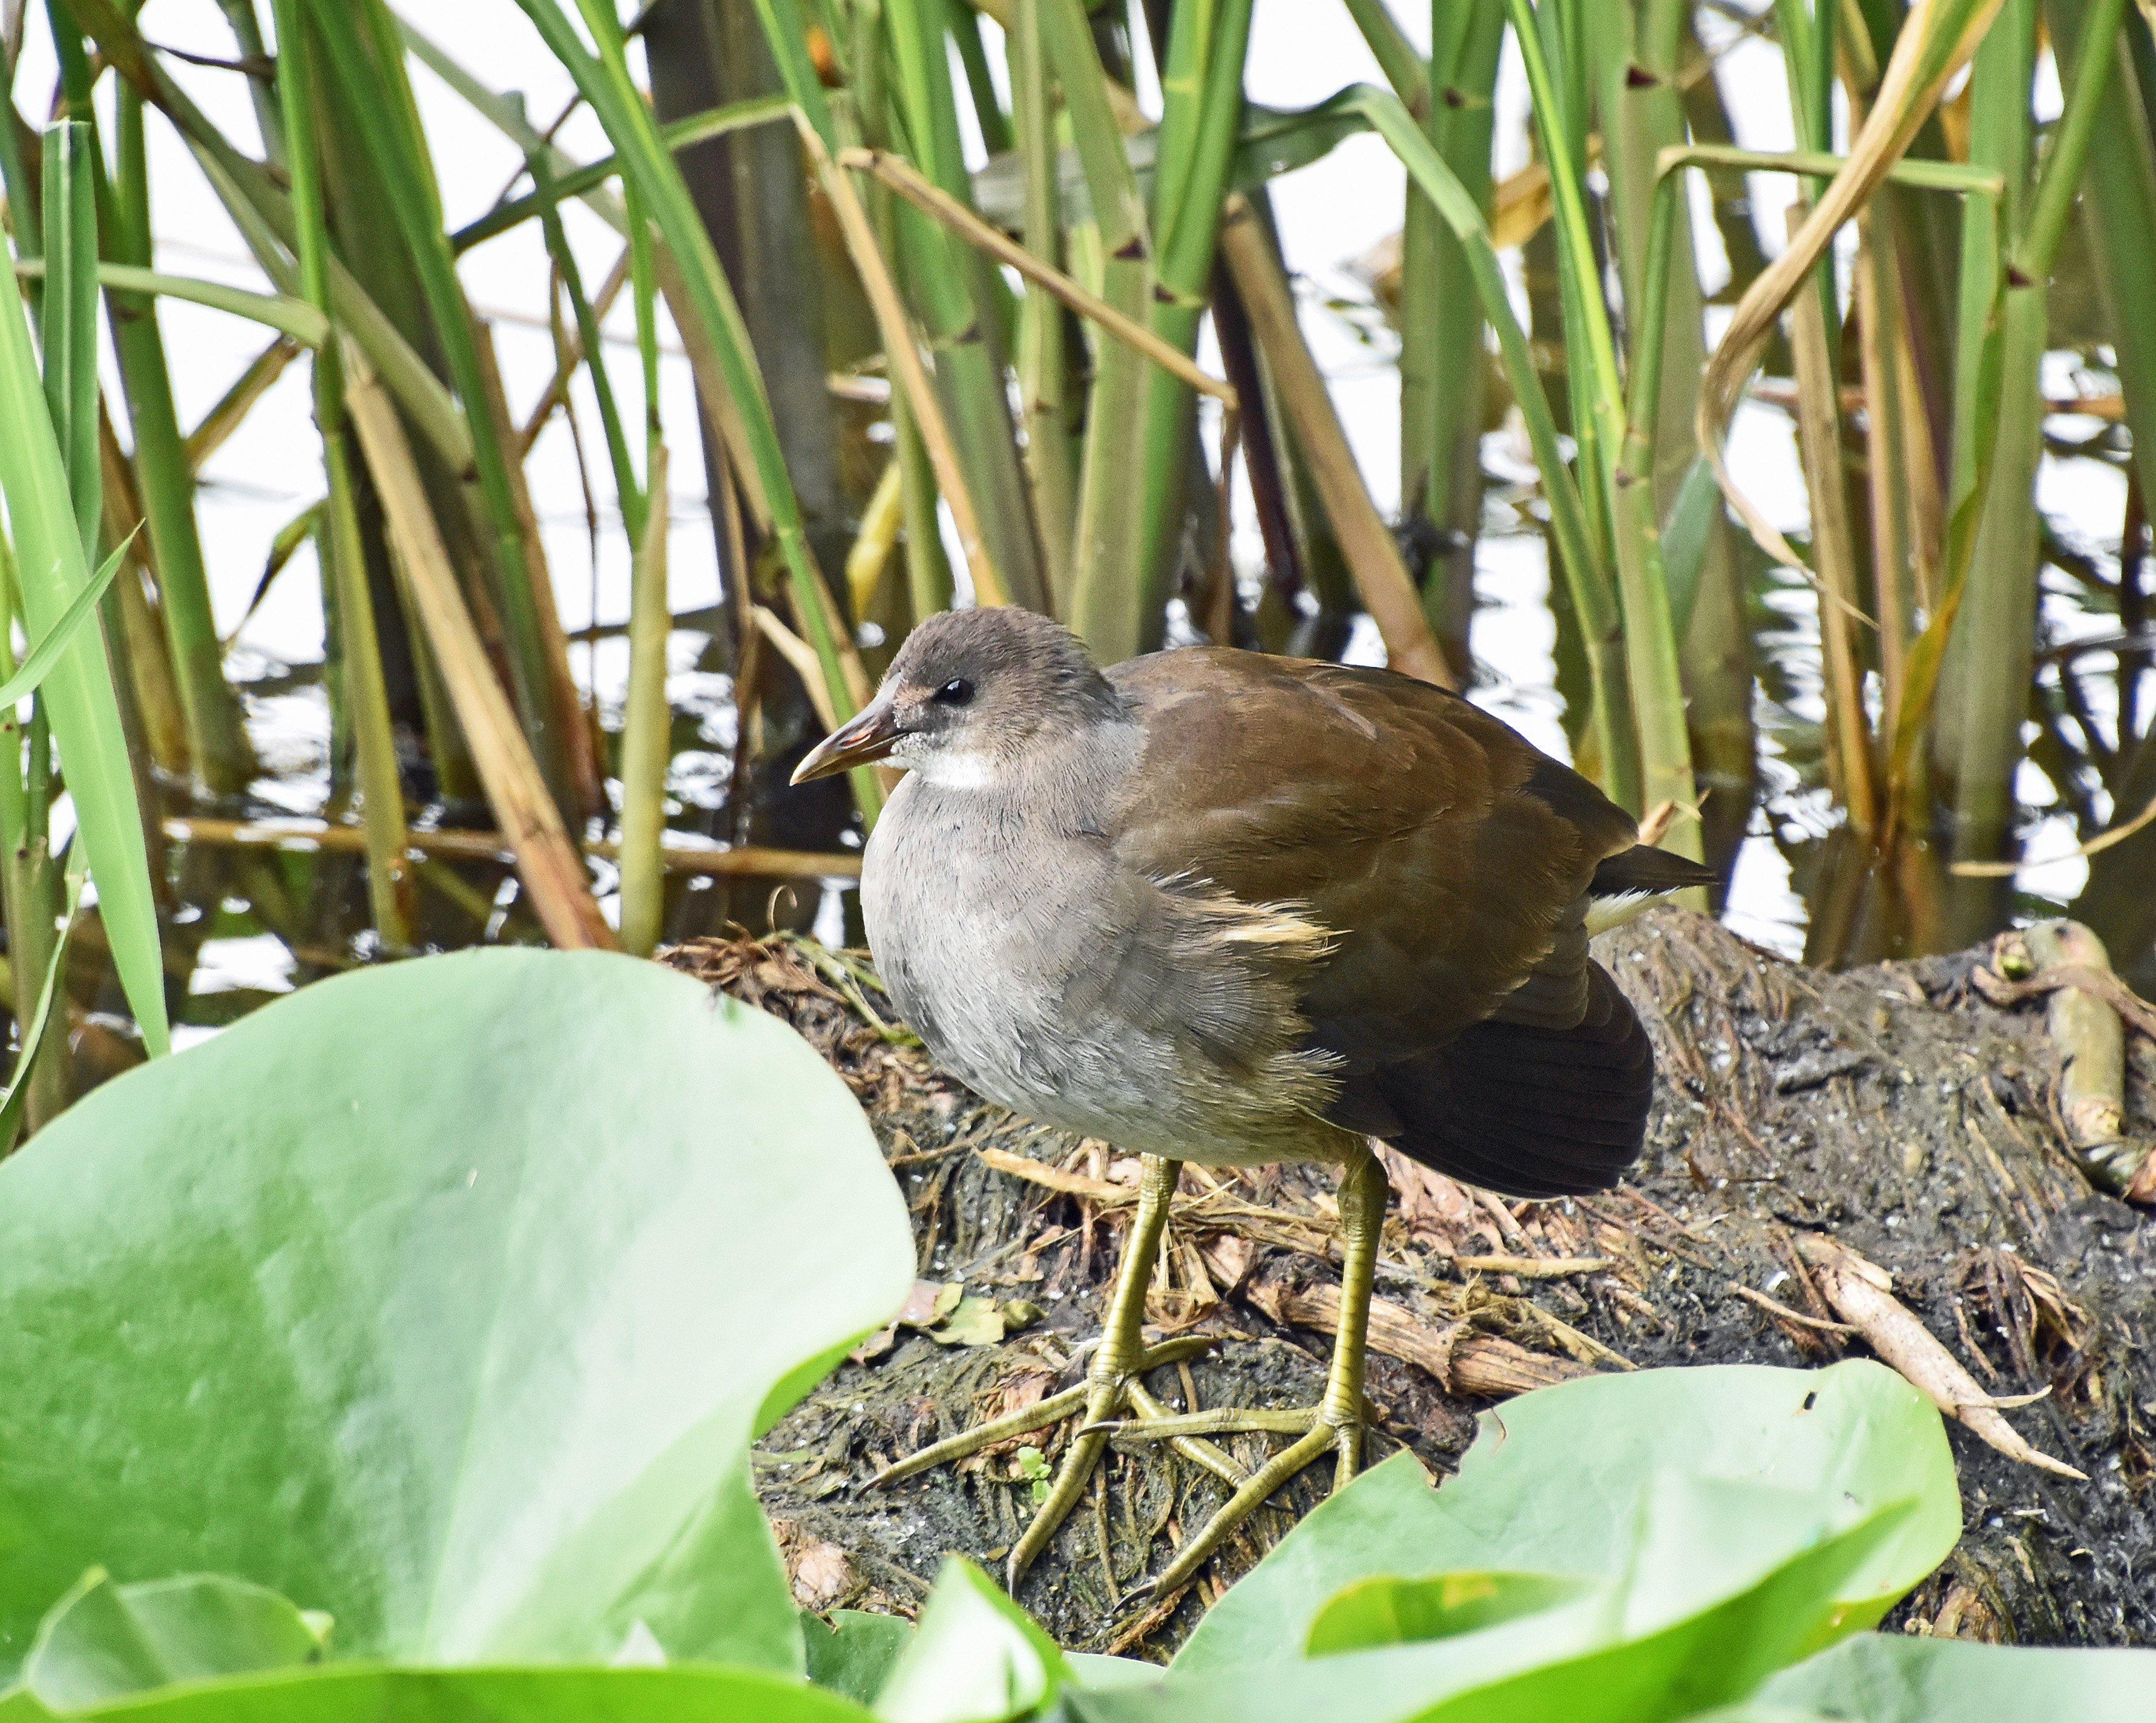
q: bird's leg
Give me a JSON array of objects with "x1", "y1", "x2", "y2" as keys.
[
  {"x1": 869, "y1": 1154, "x2": 1247, "y2": 1590},
  {"x1": 1322, "y1": 1141, "x2": 1385, "y2": 1486},
  {"x1": 1005, "y1": 1154, "x2": 1231, "y2": 1586},
  {"x1": 1109, "y1": 1143, "x2": 1390, "y2": 1600}
]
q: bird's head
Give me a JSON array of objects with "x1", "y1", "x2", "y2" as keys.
[{"x1": 791, "y1": 606, "x2": 1126, "y2": 789}]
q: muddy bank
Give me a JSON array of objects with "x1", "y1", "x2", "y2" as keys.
[{"x1": 665, "y1": 908, "x2": 2156, "y2": 1657}]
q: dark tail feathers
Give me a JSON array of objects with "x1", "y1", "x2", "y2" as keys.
[
  {"x1": 1370, "y1": 962, "x2": 1652, "y2": 1200},
  {"x1": 1592, "y1": 844, "x2": 1717, "y2": 898}
]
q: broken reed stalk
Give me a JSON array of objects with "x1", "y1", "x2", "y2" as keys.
[
  {"x1": 1450, "y1": 1254, "x2": 1618, "y2": 1279},
  {"x1": 472, "y1": 320, "x2": 604, "y2": 821},
  {"x1": 100, "y1": 85, "x2": 255, "y2": 799},
  {"x1": 94, "y1": 404, "x2": 188, "y2": 778},
  {"x1": 1786, "y1": 202, "x2": 1880, "y2": 836},
  {"x1": 343, "y1": 353, "x2": 617, "y2": 952},
  {"x1": 1216, "y1": 194, "x2": 1451, "y2": 689},
  {"x1": 1245, "y1": 1280, "x2": 1594, "y2": 1398},
  {"x1": 800, "y1": 116, "x2": 1010, "y2": 609},
  {"x1": 182, "y1": 333, "x2": 303, "y2": 473},
  {"x1": 847, "y1": 458, "x2": 906, "y2": 619},
  {"x1": 1852, "y1": 208, "x2": 1914, "y2": 741},
  {"x1": 274, "y1": 0, "x2": 415, "y2": 951},
  {"x1": 1006, "y1": 0, "x2": 1076, "y2": 611},
  {"x1": 1974, "y1": 921, "x2": 2153, "y2": 1196}
]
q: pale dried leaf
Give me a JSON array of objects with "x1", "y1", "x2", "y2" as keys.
[
  {"x1": 928, "y1": 1294, "x2": 1006, "y2": 1347},
  {"x1": 1197, "y1": 1232, "x2": 1253, "y2": 1294},
  {"x1": 789, "y1": 1538, "x2": 853, "y2": 1612},
  {"x1": 896, "y1": 1280, "x2": 962, "y2": 1327}
]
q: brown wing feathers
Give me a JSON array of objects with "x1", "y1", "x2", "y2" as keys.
[{"x1": 1106, "y1": 649, "x2": 1674, "y2": 1200}]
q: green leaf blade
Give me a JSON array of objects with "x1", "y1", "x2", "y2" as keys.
[{"x1": 0, "y1": 186, "x2": 169, "y2": 1058}]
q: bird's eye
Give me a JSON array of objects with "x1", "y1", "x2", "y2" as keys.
[{"x1": 934, "y1": 678, "x2": 974, "y2": 707}]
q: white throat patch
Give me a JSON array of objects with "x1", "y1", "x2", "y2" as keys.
[{"x1": 905, "y1": 747, "x2": 1002, "y2": 790}]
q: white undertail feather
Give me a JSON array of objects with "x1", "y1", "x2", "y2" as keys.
[{"x1": 1585, "y1": 888, "x2": 1668, "y2": 937}]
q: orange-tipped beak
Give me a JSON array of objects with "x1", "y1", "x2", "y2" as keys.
[{"x1": 790, "y1": 695, "x2": 901, "y2": 784}]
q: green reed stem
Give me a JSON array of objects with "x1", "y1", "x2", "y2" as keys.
[
  {"x1": 516, "y1": 0, "x2": 882, "y2": 823},
  {"x1": 272, "y1": 0, "x2": 412, "y2": 951}
]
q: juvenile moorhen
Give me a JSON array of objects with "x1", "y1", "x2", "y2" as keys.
[{"x1": 793, "y1": 606, "x2": 1709, "y2": 1599}]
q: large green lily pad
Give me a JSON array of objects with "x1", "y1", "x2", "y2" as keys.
[
  {"x1": 1174, "y1": 1361, "x2": 1958, "y2": 1676},
  {"x1": 0, "y1": 949, "x2": 914, "y2": 1677}
]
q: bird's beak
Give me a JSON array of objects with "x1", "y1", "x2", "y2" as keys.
[{"x1": 791, "y1": 695, "x2": 902, "y2": 784}]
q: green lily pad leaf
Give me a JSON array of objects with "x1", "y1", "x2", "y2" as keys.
[
  {"x1": 1305, "y1": 1572, "x2": 1592, "y2": 1658},
  {"x1": 804, "y1": 1610, "x2": 912, "y2": 1707},
  {"x1": 0, "y1": 950, "x2": 915, "y2": 1678},
  {"x1": 1066, "y1": 1654, "x2": 1163, "y2": 1692},
  {"x1": 1678, "y1": 1712, "x2": 1839, "y2": 1723},
  {"x1": 1619, "y1": 1472, "x2": 1910, "y2": 1650},
  {"x1": 1758, "y1": 1631, "x2": 2156, "y2": 1720},
  {"x1": 2, "y1": 1664, "x2": 881, "y2": 1722},
  {"x1": 1175, "y1": 1362, "x2": 1957, "y2": 1675},
  {"x1": 1067, "y1": 1491, "x2": 1914, "y2": 1723},
  {"x1": 873, "y1": 1560, "x2": 1071, "y2": 1723},
  {"x1": 24, "y1": 1571, "x2": 325, "y2": 1712}
]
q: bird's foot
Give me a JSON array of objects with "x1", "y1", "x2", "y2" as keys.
[
  {"x1": 867, "y1": 1334, "x2": 1248, "y2": 1592},
  {"x1": 1090, "y1": 1402, "x2": 1364, "y2": 1600}
]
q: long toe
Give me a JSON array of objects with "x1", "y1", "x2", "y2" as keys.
[
  {"x1": 868, "y1": 1379, "x2": 1091, "y2": 1488},
  {"x1": 1143, "y1": 1414, "x2": 1359, "y2": 1601},
  {"x1": 1006, "y1": 1422, "x2": 1113, "y2": 1590},
  {"x1": 1010, "y1": 1378, "x2": 1260, "y2": 1590}
]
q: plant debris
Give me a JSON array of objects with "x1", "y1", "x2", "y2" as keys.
[
  {"x1": 1796, "y1": 1235, "x2": 2086, "y2": 1480},
  {"x1": 663, "y1": 909, "x2": 2156, "y2": 1656}
]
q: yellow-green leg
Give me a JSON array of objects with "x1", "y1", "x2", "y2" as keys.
[
  {"x1": 1100, "y1": 1143, "x2": 1389, "y2": 1600},
  {"x1": 869, "y1": 1154, "x2": 1248, "y2": 1590}
]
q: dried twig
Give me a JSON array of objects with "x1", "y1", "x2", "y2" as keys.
[
  {"x1": 1729, "y1": 1282, "x2": 1860, "y2": 1334},
  {"x1": 163, "y1": 815, "x2": 859, "y2": 881},
  {"x1": 1247, "y1": 1281, "x2": 1594, "y2": 1398},
  {"x1": 1453, "y1": 1254, "x2": 1617, "y2": 1279},
  {"x1": 1796, "y1": 1235, "x2": 2087, "y2": 1480}
]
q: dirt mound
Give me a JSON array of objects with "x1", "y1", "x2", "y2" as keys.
[{"x1": 663, "y1": 910, "x2": 2156, "y2": 1658}]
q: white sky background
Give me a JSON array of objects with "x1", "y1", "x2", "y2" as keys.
[{"x1": 6, "y1": 0, "x2": 2129, "y2": 974}]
